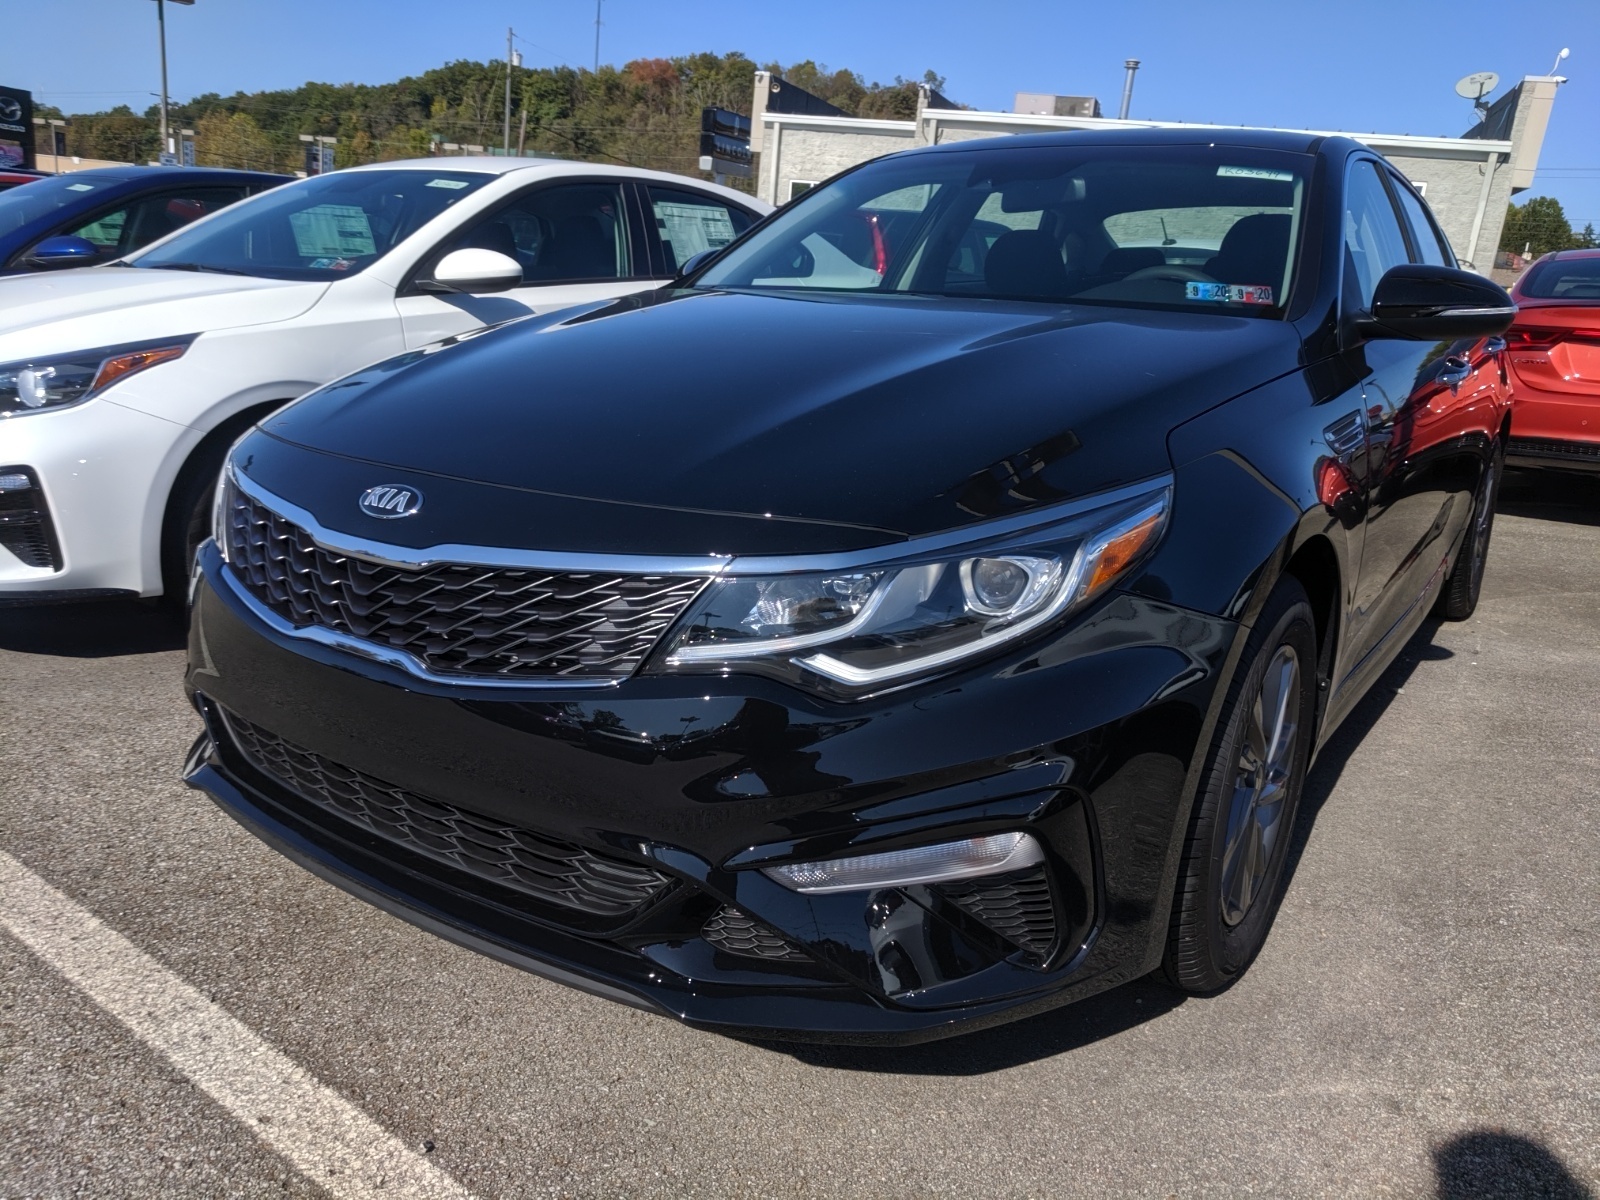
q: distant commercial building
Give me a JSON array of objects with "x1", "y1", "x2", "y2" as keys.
[{"x1": 752, "y1": 75, "x2": 1564, "y2": 272}]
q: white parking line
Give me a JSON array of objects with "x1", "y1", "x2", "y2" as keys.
[{"x1": 0, "y1": 849, "x2": 475, "y2": 1200}]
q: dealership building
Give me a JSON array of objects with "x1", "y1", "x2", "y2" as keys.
[{"x1": 750, "y1": 73, "x2": 1563, "y2": 274}]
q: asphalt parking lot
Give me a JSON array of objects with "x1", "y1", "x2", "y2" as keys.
[{"x1": 2, "y1": 469, "x2": 1597, "y2": 1199}]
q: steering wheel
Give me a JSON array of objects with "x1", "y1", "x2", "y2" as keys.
[{"x1": 1122, "y1": 264, "x2": 1216, "y2": 283}]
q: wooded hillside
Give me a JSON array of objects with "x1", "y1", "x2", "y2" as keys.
[{"x1": 37, "y1": 53, "x2": 952, "y2": 191}]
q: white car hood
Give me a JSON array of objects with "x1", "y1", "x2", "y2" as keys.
[{"x1": 0, "y1": 267, "x2": 329, "y2": 360}]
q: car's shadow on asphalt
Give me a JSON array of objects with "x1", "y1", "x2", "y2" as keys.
[
  {"x1": 1434, "y1": 1129, "x2": 1596, "y2": 1200},
  {"x1": 0, "y1": 599, "x2": 186, "y2": 657},
  {"x1": 1498, "y1": 466, "x2": 1600, "y2": 527}
]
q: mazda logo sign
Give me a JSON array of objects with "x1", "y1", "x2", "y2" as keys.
[
  {"x1": 358, "y1": 484, "x2": 423, "y2": 519},
  {"x1": 0, "y1": 99, "x2": 21, "y2": 124}
]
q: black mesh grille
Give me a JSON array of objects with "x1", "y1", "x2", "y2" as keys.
[
  {"x1": 937, "y1": 866, "x2": 1057, "y2": 958},
  {"x1": 220, "y1": 708, "x2": 673, "y2": 919},
  {"x1": 0, "y1": 468, "x2": 62, "y2": 571},
  {"x1": 223, "y1": 482, "x2": 706, "y2": 680},
  {"x1": 1508, "y1": 437, "x2": 1600, "y2": 461},
  {"x1": 702, "y1": 906, "x2": 809, "y2": 962}
]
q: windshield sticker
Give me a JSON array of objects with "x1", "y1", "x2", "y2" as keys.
[
  {"x1": 66, "y1": 182, "x2": 96, "y2": 192},
  {"x1": 426, "y1": 178, "x2": 470, "y2": 189},
  {"x1": 288, "y1": 204, "x2": 378, "y2": 259},
  {"x1": 1217, "y1": 166, "x2": 1294, "y2": 183},
  {"x1": 1186, "y1": 282, "x2": 1276, "y2": 305}
]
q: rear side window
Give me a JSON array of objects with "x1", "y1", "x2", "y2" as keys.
[
  {"x1": 1388, "y1": 177, "x2": 1452, "y2": 267},
  {"x1": 1343, "y1": 160, "x2": 1411, "y2": 311},
  {"x1": 647, "y1": 186, "x2": 753, "y2": 271}
]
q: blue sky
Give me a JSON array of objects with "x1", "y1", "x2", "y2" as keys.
[{"x1": 15, "y1": 0, "x2": 1598, "y2": 228}]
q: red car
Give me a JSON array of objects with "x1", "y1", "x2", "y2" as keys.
[
  {"x1": 0, "y1": 168, "x2": 48, "y2": 192},
  {"x1": 1505, "y1": 248, "x2": 1600, "y2": 472}
]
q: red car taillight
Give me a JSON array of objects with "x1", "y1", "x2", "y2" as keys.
[{"x1": 1505, "y1": 327, "x2": 1600, "y2": 351}]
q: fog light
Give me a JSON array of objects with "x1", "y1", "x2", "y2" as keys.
[{"x1": 762, "y1": 831, "x2": 1044, "y2": 894}]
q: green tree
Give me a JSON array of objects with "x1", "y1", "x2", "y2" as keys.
[
  {"x1": 1500, "y1": 196, "x2": 1580, "y2": 258},
  {"x1": 194, "y1": 111, "x2": 277, "y2": 171}
]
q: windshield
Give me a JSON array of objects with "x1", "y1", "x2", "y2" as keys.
[
  {"x1": 1518, "y1": 255, "x2": 1600, "y2": 302},
  {"x1": 0, "y1": 174, "x2": 124, "y2": 236},
  {"x1": 130, "y1": 169, "x2": 492, "y2": 280},
  {"x1": 697, "y1": 144, "x2": 1310, "y2": 316}
]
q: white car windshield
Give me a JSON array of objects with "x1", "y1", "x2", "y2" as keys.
[
  {"x1": 696, "y1": 144, "x2": 1310, "y2": 317},
  {"x1": 130, "y1": 169, "x2": 491, "y2": 280}
]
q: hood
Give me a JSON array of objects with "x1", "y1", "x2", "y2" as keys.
[
  {"x1": 0, "y1": 267, "x2": 327, "y2": 359},
  {"x1": 258, "y1": 288, "x2": 1301, "y2": 556}
]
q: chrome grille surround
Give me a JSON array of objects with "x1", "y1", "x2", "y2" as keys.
[
  {"x1": 219, "y1": 707, "x2": 674, "y2": 920},
  {"x1": 220, "y1": 478, "x2": 708, "y2": 682}
]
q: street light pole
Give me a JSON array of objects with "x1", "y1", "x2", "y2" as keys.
[
  {"x1": 151, "y1": 0, "x2": 194, "y2": 162},
  {"x1": 593, "y1": 0, "x2": 602, "y2": 73},
  {"x1": 1118, "y1": 59, "x2": 1140, "y2": 121},
  {"x1": 157, "y1": 0, "x2": 169, "y2": 155}
]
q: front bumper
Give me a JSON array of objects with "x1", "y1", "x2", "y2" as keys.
[
  {"x1": 0, "y1": 398, "x2": 197, "y2": 599},
  {"x1": 185, "y1": 542, "x2": 1237, "y2": 1042}
]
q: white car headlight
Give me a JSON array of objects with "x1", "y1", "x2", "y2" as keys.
[
  {"x1": 654, "y1": 483, "x2": 1170, "y2": 693},
  {"x1": 0, "y1": 336, "x2": 195, "y2": 418}
]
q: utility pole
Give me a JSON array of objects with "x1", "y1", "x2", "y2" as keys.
[
  {"x1": 504, "y1": 27, "x2": 514, "y2": 153},
  {"x1": 593, "y1": 0, "x2": 602, "y2": 73},
  {"x1": 1118, "y1": 59, "x2": 1140, "y2": 121}
]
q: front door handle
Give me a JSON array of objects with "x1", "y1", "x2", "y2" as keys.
[
  {"x1": 1485, "y1": 336, "x2": 1507, "y2": 355},
  {"x1": 1439, "y1": 355, "x2": 1472, "y2": 393}
]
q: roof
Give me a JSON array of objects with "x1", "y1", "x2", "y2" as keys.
[
  {"x1": 344, "y1": 156, "x2": 580, "y2": 176},
  {"x1": 43, "y1": 165, "x2": 287, "y2": 183},
  {"x1": 1542, "y1": 248, "x2": 1600, "y2": 261},
  {"x1": 922, "y1": 126, "x2": 1327, "y2": 155}
]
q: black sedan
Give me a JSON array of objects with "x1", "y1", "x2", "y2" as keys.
[{"x1": 184, "y1": 129, "x2": 1514, "y2": 1043}]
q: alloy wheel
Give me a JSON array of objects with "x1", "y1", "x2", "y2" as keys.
[{"x1": 1219, "y1": 645, "x2": 1301, "y2": 927}]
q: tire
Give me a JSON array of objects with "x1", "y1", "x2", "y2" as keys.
[
  {"x1": 1434, "y1": 447, "x2": 1502, "y2": 621},
  {"x1": 159, "y1": 440, "x2": 227, "y2": 607},
  {"x1": 1162, "y1": 576, "x2": 1317, "y2": 993}
]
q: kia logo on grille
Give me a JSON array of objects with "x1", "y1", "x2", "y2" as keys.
[{"x1": 358, "y1": 484, "x2": 424, "y2": 519}]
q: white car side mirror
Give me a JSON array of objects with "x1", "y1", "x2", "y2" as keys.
[{"x1": 428, "y1": 248, "x2": 523, "y2": 294}]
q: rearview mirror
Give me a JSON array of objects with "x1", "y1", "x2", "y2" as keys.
[
  {"x1": 1358, "y1": 264, "x2": 1514, "y2": 341},
  {"x1": 27, "y1": 235, "x2": 102, "y2": 269},
  {"x1": 424, "y1": 248, "x2": 523, "y2": 294}
]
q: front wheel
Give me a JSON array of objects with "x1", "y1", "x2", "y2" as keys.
[
  {"x1": 1162, "y1": 576, "x2": 1317, "y2": 993},
  {"x1": 1434, "y1": 448, "x2": 1501, "y2": 621}
]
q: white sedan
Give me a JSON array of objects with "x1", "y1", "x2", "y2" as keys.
[{"x1": 0, "y1": 158, "x2": 767, "y2": 603}]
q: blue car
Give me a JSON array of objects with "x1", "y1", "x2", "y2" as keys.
[{"x1": 0, "y1": 166, "x2": 286, "y2": 275}]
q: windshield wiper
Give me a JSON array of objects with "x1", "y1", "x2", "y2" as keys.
[{"x1": 142, "y1": 262, "x2": 252, "y2": 276}]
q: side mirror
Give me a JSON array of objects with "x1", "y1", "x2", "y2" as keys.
[
  {"x1": 675, "y1": 248, "x2": 718, "y2": 280},
  {"x1": 423, "y1": 248, "x2": 523, "y2": 294},
  {"x1": 27, "y1": 235, "x2": 102, "y2": 269},
  {"x1": 1358, "y1": 264, "x2": 1514, "y2": 341}
]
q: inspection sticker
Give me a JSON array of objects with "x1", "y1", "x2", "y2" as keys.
[
  {"x1": 426, "y1": 178, "x2": 471, "y2": 189},
  {"x1": 1217, "y1": 165, "x2": 1294, "y2": 182},
  {"x1": 1186, "y1": 282, "x2": 1276, "y2": 305}
]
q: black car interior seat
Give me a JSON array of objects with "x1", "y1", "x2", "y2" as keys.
[
  {"x1": 538, "y1": 214, "x2": 616, "y2": 280},
  {"x1": 984, "y1": 230, "x2": 1070, "y2": 300},
  {"x1": 1206, "y1": 213, "x2": 1292, "y2": 285}
]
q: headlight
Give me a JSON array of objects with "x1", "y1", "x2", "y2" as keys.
[
  {"x1": 653, "y1": 483, "x2": 1170, "y2": 693},
  {"x1": 0, "y1": 336, "x2": 196, "y2": 418}
]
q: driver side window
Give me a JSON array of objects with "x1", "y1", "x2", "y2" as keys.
[
  {"x1": 443, "y1": 183, "x2": 629, "y2": 285},
  {"x1": 1343, "y1": 161, "x2": 1410, "y2": 313}
]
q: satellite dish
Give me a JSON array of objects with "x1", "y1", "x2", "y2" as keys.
[{"x1": 1455, "y1": 71, "x2": 1499, "y2": 100}]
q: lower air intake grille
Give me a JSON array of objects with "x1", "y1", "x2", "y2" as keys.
[
  {"x1": 222, "y1": 481, "x2": 706, "y2": 680},
  {"x1": 220, "y1": 708, "x2": 673, "y2": 919},
  {"x1": 1508, "y1": 437, "x2": 1600, "y2": 462},
  {"x1": 937, "y1": 866, "x2": 1057, "y2": 959},
  {"x1": 0, "y1": 468, "x2": 62, "y2": 571},
  {"x1": 702, "y1": 906, "x2": 808, "y2": 962}
]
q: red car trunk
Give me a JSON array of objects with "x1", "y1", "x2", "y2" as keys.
[{"x1": 1506, "y1": 249, "x2": 1600, "y2": 470}]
